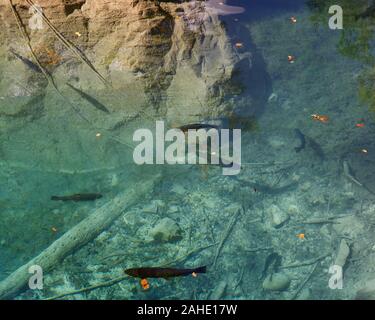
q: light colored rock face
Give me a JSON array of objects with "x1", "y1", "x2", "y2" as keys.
[
  {"x1": 0, "y1": 0, "x2": 267, "y2": 170},
  {"x1": 0, "y1": 0, "x2": 261, "y2": 123}
]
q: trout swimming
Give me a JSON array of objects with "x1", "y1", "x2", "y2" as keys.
[
  {"x1": 51, "y1": 193, "x2": 103, "y2": 201},
  {"x1": 125, "y1": 266, "x2": 206, "y2": 279},
  {"x1": 67, "y1": 83, "x2": 110, "y2": 114},
  {"x1": 178, "y1": 123, "x2": 219, "y2": 133}
]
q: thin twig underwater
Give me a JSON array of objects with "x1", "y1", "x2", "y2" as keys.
[{"x1": 26, "y1": 0, "x2": 109, "y2": 87}]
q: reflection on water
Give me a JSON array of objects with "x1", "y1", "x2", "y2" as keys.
[{"x1": 0, "y1": 0, "x2": 375, "y2": 300}]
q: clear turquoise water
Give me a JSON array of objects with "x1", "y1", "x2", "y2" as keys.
[{"x1": 1, "y1": 0, "x2": 375, "y2": 300}]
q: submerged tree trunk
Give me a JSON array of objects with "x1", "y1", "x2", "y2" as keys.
[{"x1": 0, "y1": 174, "x2": 160, "y2": 300}]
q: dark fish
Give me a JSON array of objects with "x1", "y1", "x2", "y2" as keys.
[
  {"x1": 125, "y1": 266, "x2": 206, "y2": 279},
  {"x1": 67, "y1": 83, "x2": 110, "y2": 114},
  {"x1": 294, "y1": 128, "x2": 306, "y2": 153},
  {"x1": 178, "y1": 123, "x2": 219, "y2": 133},
  {"x1": 356, "y1": 4, "x2": 375, "y2": 20},
  {"x1": 206, "y1": 0, "x2": 245, "y2": 16},
  {"x1": 10, "y1": 49, "x2": 42, "y2": 73},
  {"x1": 51, "y1": 193, "x2": 103, "y2": 201},
  {"x1": 228, "y1": 115, "x2": 259, "y2": 132},
  {"x1": 308, "y1": 137, "x2": 325, "y2": 160},
  {"x1": 262, "y1": 252, "x2": 282, "y2": 279}
]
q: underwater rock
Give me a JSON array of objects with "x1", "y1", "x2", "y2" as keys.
[
  {"x1": 334, "y1": 239, "x2": 350, "y2": 268},
  {"x1": 332, "y1": 215, "x2": 364, "y2": 241},
  {"x1": 267, "y1": 93, "x2": 278, "y2": 103},
  {"x1": 268, "y1": 136, "x2": 287, "y2": 149},
  {"x1": 300, "y1": 182, "x2": 312, "y2": 192},
  {"x1": 203, "y1": 197, "x2": 217, "y2": 209},
  {"x1": 209, "y1": 281, "x2": 227, "y2": 299},
  {"x1": 143, "y1": 202, "x2": 159, "y2": 214},
  {"x1": 168, "y1": 205, "x2": 179, "y2": 214},
  {"x1": 286, "y1": 204, "x2": 299, "y2": 216},
  {"x1": 143, "y1": 200, "x2": 165, "y2": 214},
  {"x1": 0, "y1": 0, "x2": 263, "y2": 124},
  {"x1": 110, "y1": 174, "x2": 119, "y2": 187},
  {"x1": 280, "y1": 99, "x2": 292, "y2": 110},
  {"x1": 0, "y1": 0, "x2": 267, "y2": 171},
  {"x1": 154, "y1": 200, "x2": 165, "y2": 209},
  {"x1": 269, "y1": 204, "x2": 289, "y2": 228},
  {"x1": 279, "y1": 198, "x2": 300, "y2": 216},
  {"x1": 149, "y1": 217, "x2": 182, "y2": 243},
  {"x1": 296, "y1": 288, "x2": 311, "y2": 300},
  {"x1": 356, "y1": 278, "x2": 375, "y2": 300},
  {"x1": 319, "y1": 225, "x2": 331, "y2": 239},
  {"x1": 171, "y1": 184, "x2": 186, "y2": 195},
  {"x1": 262, "y1": 273, "x2": 291, "y2": 291}
]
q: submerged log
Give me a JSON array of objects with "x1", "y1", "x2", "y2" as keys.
[{"x1": 0, "y1": 174, "x2": 160, "y2": 299}]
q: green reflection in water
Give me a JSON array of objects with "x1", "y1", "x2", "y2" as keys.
[{"x1": 308, "y1": 0, "x2": 375, "y2": 113}]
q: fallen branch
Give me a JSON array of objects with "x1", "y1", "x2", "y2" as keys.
[
  {"x1": 302, "y1": 214, "x2": 355, "y2": 225},
  {"x1": 233, "y1": 267, "x2": 245, "y2": 292},
  {"x1": 291, "y1": 262, "x2": 318, "y2": 300},
  {"x1": 343, "y1": 160, "x2": 363, "y2": 187},
  {"x1": 162, "y1": 243, "x2": 218, "y2": 267},
  {"x1": 213, "y1": 207, "x2": 242, "y2": 268},
  {"x1": 280, "y1": 254, "x2": 329, "y2": 269},
  {"x1": 45, "y1": 275, "x2": 129, "y2": 300},
  {"x1": 302, "y1": 219, "x2": 339, "y2": 225},
  {"x1": 0, "y1": 174, "x2": 160, "y2": 299},
  {"x1": 343, "y1": 160, "x2": 375, "y2": 196}
]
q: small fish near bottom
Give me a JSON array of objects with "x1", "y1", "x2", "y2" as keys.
[{"x1": 51, "y1": 193, "x2": 103, "y2": 202}]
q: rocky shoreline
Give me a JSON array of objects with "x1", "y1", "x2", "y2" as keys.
[{"x1": 0, "y1": 0, "x2": 267, "y2": 125}]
